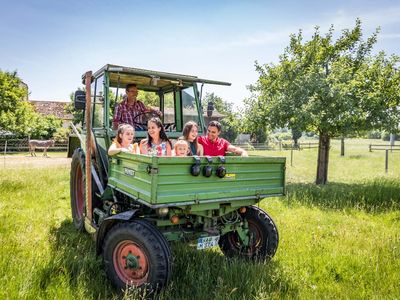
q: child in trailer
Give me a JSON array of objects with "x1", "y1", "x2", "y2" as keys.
[
  {"x1": 108, "y1": 124, "x2": 140, "y2": 155},
  {"x1": 173, "y1": 139, "x2": 189, "y2": 157}
]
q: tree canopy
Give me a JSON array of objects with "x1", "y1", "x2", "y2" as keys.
[
  {"x1": 245, "y1": 19, "x2": 400, "y2": 184},
  {"x1": 0, "y1": 70, "x2": 62, "y2": 139}
]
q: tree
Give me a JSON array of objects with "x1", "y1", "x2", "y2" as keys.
[
  {"x1": 30, "y1": 115, "x2": 63, "y2": 139},
  {"x1": 53, "y1": 127, "x2": 70, "y2": 142},
  {"x1": 0, "y1": 70, "x2": 62, "y2": 138},
  {"x1": 0, "y1": 70, "x2": 33, "y2": 136},
  {"x1": 246, "y1": 19, "x2": 400, "y2": 184},
  {"x1": 138, "y1": 90, "x2": 160, "y2": 107}
]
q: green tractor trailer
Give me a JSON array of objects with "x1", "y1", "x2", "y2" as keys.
[{"x1": 68, "y1": 65, "x2": 286, "y2": 292}]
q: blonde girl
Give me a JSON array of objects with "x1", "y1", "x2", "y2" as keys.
[{"x1": 108, "y1": 124, "x2": 139, "y2": 155}]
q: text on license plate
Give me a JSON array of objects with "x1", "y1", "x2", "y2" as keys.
[{"x1": 197, "y1": 236, "x2": 220, "y2": 250}]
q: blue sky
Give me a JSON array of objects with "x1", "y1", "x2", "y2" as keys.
[{"x1": 1, "y1": 0, "x2": 399, "y2": 108}]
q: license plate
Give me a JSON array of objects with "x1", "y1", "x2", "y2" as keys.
[{"x1": 197, "y1": 236, "x2": 220, "y2": 250}]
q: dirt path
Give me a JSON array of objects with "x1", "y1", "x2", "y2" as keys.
[{"x1": 1, "y1": 155, "x2": 71, "y2": 169}]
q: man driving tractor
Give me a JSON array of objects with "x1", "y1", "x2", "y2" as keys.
[{"x1": 112, "y1": 83, "x2": 162, "y2": 130}]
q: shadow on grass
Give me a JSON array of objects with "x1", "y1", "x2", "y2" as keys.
[
  {"x1": 37, "y1": 220, "x2": 114, "y2": 299},
  {"x1": 40, "y1": 220, "x2": 297, "y2": 300},
  {"x1": 158, "y1": 244, "x2": 298, "y2": 300},
  {"x1": 286, "y1": 177, "x2": 400, "y2": 212}
]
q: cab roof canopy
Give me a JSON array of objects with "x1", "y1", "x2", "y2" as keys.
[{"x1": 87, "y1": 64, "x2": 231, "y2": 91}]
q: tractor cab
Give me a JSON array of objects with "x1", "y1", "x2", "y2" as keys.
[{"x1": 74, "y1": 64, "x2": 230, "y2": 134}]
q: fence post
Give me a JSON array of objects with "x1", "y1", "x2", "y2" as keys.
[
  {"x1": 3, "y1": 140, "x2": 7, "y2": 169},
  {"x1": 385, "y1": 149, "x2": 388, "y2": 173},
  {"x1": 290, "y1": 149, "x2": 293, "y2": 167},
  {"x1": 369, "y1": 144, "x2": 371, "y2": 152}
]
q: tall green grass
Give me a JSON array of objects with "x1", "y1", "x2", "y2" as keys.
[{"x1": 1, "y1": 140, "x2": 399, "y2": 299}]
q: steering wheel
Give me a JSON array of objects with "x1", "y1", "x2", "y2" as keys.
[
  {"x1": 164, "y1": 123, "x2": 176, "y2": 132},
  {"x1": 131, "y1": 111, "x2": 160, "y2": 130}
]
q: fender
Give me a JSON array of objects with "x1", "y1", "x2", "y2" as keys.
[{"x1": 95, "y1": 209, "x2": 139, "y2": 254}]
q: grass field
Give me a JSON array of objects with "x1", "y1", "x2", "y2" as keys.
[{"x1": 0, "y1": 139, "x2": 399, "y2": 299}]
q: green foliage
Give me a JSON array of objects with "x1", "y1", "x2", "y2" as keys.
[
  {"x1": 271, "y1": 131, "x2": 292, "y2": 141},
  {"x1": 29, "y1": 114, "x2": 63, "y2": 139},
  {"x1": 202, "y1": 92, "x2": 233, "y2": 114},
  {"x1": 248, "y1": 19, "x2": 400, "y2": 136},
  {"x1": 138, "y1": 90, "x2": 160, "y2": 107},
  {"x1": 220, "y1": 114, "x2": 239, "y2": 141},
  {"x1": 0, "y1": 70, "x2": 63, "y2": 138},
  {"x1": 367, "y1": 130, "x2": 382, "y2": 139},
  {"x1": 202, "y1": 93, "x2": 240, "y2": 141},
  {"x1": 0, "y1": 70, "x2": 31, "y2": 135},
  {"x1": 245, "y1": 19, "x2": 400, "y2": 184},
  {"x1": 52, "y1": 127, "x2": 71, "y2": 142},
  {"x1": 250, "y1": 126, "x2": 268, "y2": 143}
]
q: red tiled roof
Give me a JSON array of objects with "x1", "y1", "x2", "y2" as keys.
[{"x1": 29, "y1": 100, "x2": 73, "y2": 120}]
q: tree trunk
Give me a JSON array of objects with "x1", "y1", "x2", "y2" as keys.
[
  {"x1": 316, "y1": 133, "x2": 330, "y2": 185},
  {"x1": 340, "y1": 137, "x2": 345, "y2": 156},
  {"x1": 293, "y1": 138, "x2": 299, "y2": 149}
]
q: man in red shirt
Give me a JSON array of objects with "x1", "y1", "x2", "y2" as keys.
[
  {"x1": 198, "y1": 121, "x2": 248, "y2": 156},
  {"x1": 113, "y1": 83, "x2": 161, "y2": 130}
]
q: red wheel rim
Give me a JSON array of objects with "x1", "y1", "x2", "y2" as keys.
[
  {"x1": 228, "y1": 219, "x2": 263, "y2": 256},
  {"x1": 113, "y1": 240, "x2": 149, "y2": 286},
  {"x1": 74, "y1": 166, "x2": 84, "y2": 219}
]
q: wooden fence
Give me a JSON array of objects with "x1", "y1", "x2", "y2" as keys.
[
  {"x1": 232, "y1": 141, "x2": 319, "y2": 151},
  {"x1": 0, "y1": 139, "x2": 68, "y2": 152},
  {"x1": 369, "y1": 144, "x2": 400, "y2": 152}
]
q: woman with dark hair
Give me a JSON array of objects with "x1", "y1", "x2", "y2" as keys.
[
  {"x1": 181, "y1": 121, "x2": 203, "y2": 156},
  {"x1": 139, "y1": 117, "x2": 172, "y2": 156}
]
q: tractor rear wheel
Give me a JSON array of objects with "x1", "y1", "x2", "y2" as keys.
[
  {"x1": 103, "y1": 220, "x2": 172, "y2": 293},
  {"x1": 70, "y1": 148, "x2": 86, "y2": 231},
  {"x1": 219, "y1": 206, "x2": 279, "y2": 260}
]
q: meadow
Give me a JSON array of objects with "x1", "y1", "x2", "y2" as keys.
[{"x1": 0, "y1": 139, "x2": 399, "y2": 299}]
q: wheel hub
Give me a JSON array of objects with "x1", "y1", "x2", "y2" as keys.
[
  {"x1": 124, "y1": 252, "x2": 140, "y2": 270},
  {"x1": 113, "y1": 241, "x2": 149, "y2": 285}
]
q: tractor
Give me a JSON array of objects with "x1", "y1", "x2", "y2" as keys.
[{"x1": 68, "y1": 65, "x2": 285, "y2": 293}]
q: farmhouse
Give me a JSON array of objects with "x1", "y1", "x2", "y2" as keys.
[{"x1": 29, "y1": 100, "x2": 73, "y2": 128}]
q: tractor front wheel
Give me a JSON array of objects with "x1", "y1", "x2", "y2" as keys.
[
  {"x1": 70, "y1": 148, "x2": 86, "y2": 231},
  {"x1": 103, "y1": 220, "x2": 172, "y2": 293},
  {"x1": 219, "y1": 206, "x2": 279, "y2": 260}
]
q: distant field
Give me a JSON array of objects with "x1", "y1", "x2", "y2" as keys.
[{"x1": 0, "y1": 139, "x2": 399, "y2": 299}]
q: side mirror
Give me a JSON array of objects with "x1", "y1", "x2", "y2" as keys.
[
  {"x1": 74, "y1": 90, "x2": 86, "y2": 110},
  {"x1": 207, "y1": 101, "x2": 214, "y2": 117}
]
